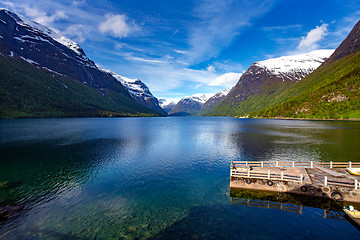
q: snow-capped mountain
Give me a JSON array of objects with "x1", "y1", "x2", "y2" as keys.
[
  {"x1": 0, "y1": 9, "x2": 163, "y2": 117},
  {"x1": 0, "y1": 9, "x2": 97, "y2": 72},
  {"x1": 158, "y1": 99, "x2": 177, "y2": 113},
  {"x1": 168, "y1": 93, "x2": 214, "y2": 116},
  {"x1": 213, "y1": 49, "x2": 334, "y2": 115},
  {"x1": 103, "y1": 70, "x2": 166, "y2": 115},
  {"x1": 199, "y1": 87, "x2": 232, "y2": 115},
  {"x1": 254, "y1": 50, "x2": 335, "y2": 81}
]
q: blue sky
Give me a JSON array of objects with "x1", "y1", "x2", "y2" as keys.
[{"x1": 1, "y1": 0, "x2": 360, "y2": 102}]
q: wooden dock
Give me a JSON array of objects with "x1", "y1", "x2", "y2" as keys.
[{"x1": 230, "y1": 161, "x2": 360, "y2": 203}]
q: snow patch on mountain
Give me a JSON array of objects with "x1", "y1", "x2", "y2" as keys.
[
  {"x1": 158, "y1": 99, "x2": 177, "y2": 113},
  {"x1": 184, "y1": 93, "x2": 215, "y2": 104},
  {"x1": 102, "y1": 69, "x2": 166, "y2": 114},
  {"x1": 103, "y1": 69, "x2": 152, "y2": 98},
  {"x1": 199, "y1": 87, "x2": 233, "y2": 115},
  {"x1": 19, "y1": 56, "x2": 39, "y2": 65},
  {"x1": 159, "y1": 99, "x2": 177, "y2": 107},
  {"x1": 215, "y1": 87, "x2": 232, "y2": 98},
  {"x1": 255, "y1": 49, "x2": 334, "y2": 80},
  {"x1": 1, "y1": 8, "x2": 85, "y2": 57}
]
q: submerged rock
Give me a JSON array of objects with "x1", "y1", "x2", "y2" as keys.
[
  {"x1": 0, "y1": 181, "x2": 22, "y2": 190},
  {"x1": 0, "y1": 206, "x2": 24, "y2": 221}
]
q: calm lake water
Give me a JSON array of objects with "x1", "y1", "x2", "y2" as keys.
[{"x1": 0, "y1": 117, "x2": 360, "y2": 239}]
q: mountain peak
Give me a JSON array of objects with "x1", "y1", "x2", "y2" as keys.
[
  {"x1": 0, "y1": 8, "x2": 85, "y2": 57},
  {"x1": 185, "y1": 93, "x2": 215, "y2": 104},
  {"x1": 254, "y1": 49, "x2": 334, "y2": 80},
  {"x1": 210, "y1": 49, "x2": 334, "y2": 116},
  {"x1": 0, "y1": 8, "x2": 163, "y2": 117},
  {"x1": 168, "y1": 93, "x2": 215, "y2": 116},
  {"x1": 325, "y1": 19, "x2": 360, "y2": 64},
  {"x1": 199, "y1": 87, "x2": 233, "y2": 115},
  {"x1": 103, "y1": 69, "x2": 166, "y2": 115}
]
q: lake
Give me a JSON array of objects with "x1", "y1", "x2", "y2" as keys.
[{"x1": 0, "y1": 117, "x2": 360, "y2": 239}]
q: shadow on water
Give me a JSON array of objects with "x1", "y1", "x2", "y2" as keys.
[
  {"x1": 228, "y1": 189, "x2": 356, "y2": 217},
  {"x1": 149, "y1": 189, "x2": 360, "y2": 240},
  {"x1": 0, "y1": 138, "x2": 129, "y2": 207}
]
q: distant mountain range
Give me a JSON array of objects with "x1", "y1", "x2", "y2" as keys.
[
  {"x1": 1, "y1": 8, "x2": 358, "y2": 120},
  {"x1": 158, "y1": 99, "x2": 176, "y2": 114},
  {"x1": 210, "y1": 49, "x2": 334, "y2": 116},
  {"x1": 0, "y1": 9, "x2": 164, "y2": 118},
  {"x1": 103, "y1": 70, "x2": 166, "y2": 115},
  {"x1": 199, "y1": 87, "x2": 232, "y2": 116},
  {"x1": 168, "y1": 93, "x2": 214, "y2": 116}
]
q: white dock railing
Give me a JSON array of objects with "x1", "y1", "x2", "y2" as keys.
[
  {"x1": 231, "y1": 161, "x2": 360, "y2": 169},
  {"x1": 231, "y1": 168, "x2": 303, "y2": 183},
  {"x1": 231, "y1": 161, "x2": 360, "y2": 189},
  {"x1": 323, "y1": 176, "x2": 359, "y2": 190}
]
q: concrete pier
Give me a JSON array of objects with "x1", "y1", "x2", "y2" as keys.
[{"x1": 230, "y1": 161, "x2": 360, "y2": 203}]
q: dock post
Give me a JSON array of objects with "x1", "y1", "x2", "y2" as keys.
[
  {"x1": 281, "y1": 172, "x2": 284, "y2": 180},
  {"x1": 247, "y1": 168, "x2": 250, "y2": 178},
  {"x1": 310, "y1": 161, "x2": 313, "y2": 168},
  {"x1": 276, "y1": 161, "x2": 279, "y2": 167},
  {"x1": 268, "y1": 170, "x2": 270, "y2": 180},
  {"x1": 349, "y1": 161, "x2": 352, "y2": 168},
  {"x1": 324, "y1": 176, "x2": 327, "y2": 186},
  {"x1": 261, "y1": 161, "x2": 264, "y2": 167},
  {"x1": 355, "y1": 179, "x2": 358, "y2": 190},
  {"x1": 300, "y1": 174, "x2": 303, "y2": 182},
  {"x1": 330, "y1": 161, "x2": 333, "y2": 168},
  {"x1": 292, "y1": 161, "x2": 295, "y2": 167},
  {"x1": 246, "y1": 161, "x2": 248, "y2": 167}
]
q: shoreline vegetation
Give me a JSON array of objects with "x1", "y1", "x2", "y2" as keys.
[{"x1": 234, "y1": 116, "x2": 360, "y2": 121}]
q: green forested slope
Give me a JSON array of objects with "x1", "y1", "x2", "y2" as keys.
[
  {"x1": 252, "y1": 51, "x2": 360, "y2": 119},
  {"x1": 209, "y1": 80, "x2": 294, "y2": 116},
  {"x1": 0, "y1": 55, "x2": 160, "y2": 118}
]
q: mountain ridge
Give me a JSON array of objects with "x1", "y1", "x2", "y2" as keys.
[
  {"x1": 168, "y1": 93, "x2": 214, "y2": 116},
  {"x1": 199, "y1": 87, "x2": 232, "y2": 116},
  {"x1": 210, "y1": 49, "x2": 334, "y2": 116},
  {"x1": 102, "y1": 70, "x2": 166, "y2": 115},
  {"x1": 252, "y1": 20, "x2": 360, "y2": 119},
  {"x1": 0, "y1": 9, "x2": 163, "y2": 118}
]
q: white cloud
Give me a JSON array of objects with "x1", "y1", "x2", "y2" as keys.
[
  {"x1": 212, "y1": 60, "x2": 244, "y2": 73},
  {"x1": 63, "y1": 24, "x2": 89, "y2": 43},
  {"x1": 206, "y1": 65, "x2": 215, "y2": 72},
  {"x1": 22, "y1": 7, "x2": 67, "y2": 26},
  {"x1": 327, "y1": 11, "x2": 360, "y2": 48},
  {"x1": 297, "y1": 23, "x2": 328, "y2": 52},
  {"x1": 0, "y1": 1, "x2": 15, "y2": 9},
  {"x1": 126, "y1": 56, "x2": 165, "y2": 63},
  {"x1": 71, "y1": 0, "x2": 86, "y2": 7},
  {"x1": 263, "y1": 24, "x2": 303, "y2": 32},
  {"x1": 99, "y1": 14, "x2": 136, "y2": 38},
  {"x1": 174, "y1": 49, "x2": 186, "y2": 54},
  {"x1": 110, "y1": 59, "x2": 218, "y2": 94},
  {"x1": 209, "y1": 72, "x2": 242, "y2": 87}
]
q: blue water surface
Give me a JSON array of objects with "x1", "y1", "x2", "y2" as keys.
[{"x1": 0, "y1": 117, "x2": 359, "y2": 239}]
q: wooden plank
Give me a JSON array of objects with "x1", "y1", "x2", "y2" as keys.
[{"x1": 315, "y1": 167, "x2": 346, "y2": 177}]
